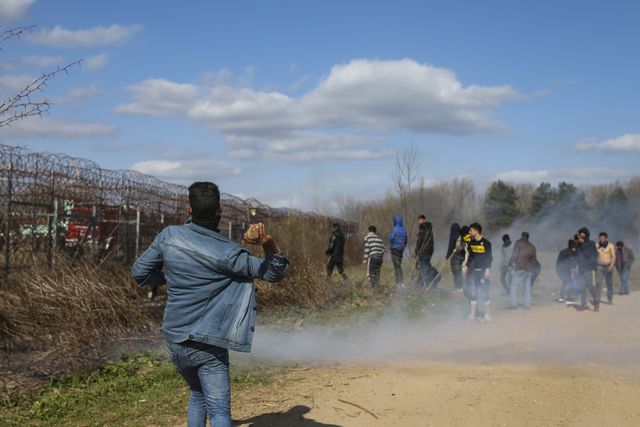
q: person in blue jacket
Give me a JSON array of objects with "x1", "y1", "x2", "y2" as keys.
[
  {"x1": 389, "y1": 215, "x2": 408, "y2": 287},
  {"x1": 131, "y1": 181, "x2": 288, "y2": 427}
]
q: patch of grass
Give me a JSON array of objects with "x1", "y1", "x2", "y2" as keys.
[{"x1": 0, "y1": 352, "x2": 276, "y2": 427}]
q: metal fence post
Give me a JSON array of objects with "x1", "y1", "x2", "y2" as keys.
[
  {"x1": 135, "y1": 206, "x2": 141, "y2": 259},
  {"x1": 49, "y1": 198, "x2": 58, "y2": 269},
  {"x1": 3, "y1": 155, "x2": 13, "y2": 274}
]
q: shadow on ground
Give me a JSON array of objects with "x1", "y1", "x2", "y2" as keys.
[{"x1": 233, "y1": 405, "x2": 341, "y2": 427}]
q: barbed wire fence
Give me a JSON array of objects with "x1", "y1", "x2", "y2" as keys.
[{"x1": 0, "y1": 143, "x2": 348, "y2": 274}]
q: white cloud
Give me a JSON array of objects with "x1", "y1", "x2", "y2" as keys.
[
  {"x1": 116, "y1": 59, "x2": 521, "y2": 135},
  {"x1": 52, "y1": 84, "x2": 102, "y2": 104},
  {"x1": 129, "y1": 158, "x2": 243, "y2": 183},
  {"x1": 114, "y1": 79, "x2": 199, "y2": 116},
  {"x1": 0, "y1": 73, "x2": 35, "y2": 93},
  {"x1": 0, "y1": 117, "x2": 116, "y2": 139},
  {"x1": 266, "y1": 148, "x2": 395, "y2": 162},
  {"x1": 115, "y1": 58, "x2": 522, "y2": 163},
  {"x1": 28, "y1": 24, "x2": 142, "y2": 48},
  {"x1": 0, "y1": 55, "x2": 65, "y2": 71},
  {"x1": 228, "y1": 149, "x2": 257, "y2": 159},
  {"x1": 496, "y1": 168, "x2": 637, "y2": 185},
  {"x1": 0, "y1": 0, "x2": 34, "y2": 23},
  {"x1": 84, "y1": 53, "x2": 109, "y2": 70},
  {"x1": 574, "y1": 133, "x2": 640, "y2": 152}
]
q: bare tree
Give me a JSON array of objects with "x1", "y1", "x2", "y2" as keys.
[
  {"x1": 0, "y1": 26, "x2": 81, "y2": 128},
  {"x1": 389, "y1": 144, "x2": 422, "y2": 236}
]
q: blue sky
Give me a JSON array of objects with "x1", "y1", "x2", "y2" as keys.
[{"x1": 1, "y1": 0, "x2": 639, "y2": 212}]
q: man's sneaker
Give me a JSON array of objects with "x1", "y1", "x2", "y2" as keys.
[
  {"x1": 556, "y1": 297, "x2": 565, "y2": 303},
  {"x1": 466, "y1": 314, "x2": 476, "y2": 322},
  {"x1": 593, "y1": 303, "x2": 600, "y2": 312},
  {"x1": 576, "y1": 304, "x2": 590, "y2": 311},
  {"x1": 481, "y1": 314, "x2": 492, "y2": 322}
]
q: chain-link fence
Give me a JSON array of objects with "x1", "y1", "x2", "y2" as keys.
[{"x1": 0, "y1": 143, "x2": 346, "y2": 273}]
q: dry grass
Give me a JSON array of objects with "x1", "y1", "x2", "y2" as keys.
[
  {"x1": 0, "y1": 257, "x2": 158, "y2": 380},
  {"x1": 254, "y1": 215, "x2": 362, "y2": 309}
]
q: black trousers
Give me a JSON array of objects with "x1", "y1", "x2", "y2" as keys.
[
  {"x1": 367, "y1": 255, "x2": 383, "y2": 287},
  {"x1": 327, "y1": 255, "x2": 346, "y2": 278},
  {"x1": 390, "y1": 248, "x2": 404, "y2": 285},
  {"x1": 450, "y1": 255, "x2": 464, "y2": 289}
]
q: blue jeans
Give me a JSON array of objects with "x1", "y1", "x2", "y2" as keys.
[
  {"x1": 165, "y1": 340, "x2": 231, "y2": 427},
  {"x1": 618, "y1": 268, "x2": 630, "y2": 294},
  {"x1": 464, "y1": 269, "x2": 490, "y2": 302},
  {"x1": 510, "y1": 269, "x2": 532, "y2": 308}
]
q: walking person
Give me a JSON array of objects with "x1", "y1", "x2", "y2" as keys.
[
  {"x1": 576, "y1": 227, "x2": 599, "y2": 311},
  {"x1": 446, "y1": 223, "x2": 470, "y2": 292},
  {"x1": 415, "y1": 214, "x2": 439, "y2": 289},
  {"x1": 556, "y1": 239, "x2": 578, "y2": 303},
  {"x1": 615, "y1": 241, "x2": 635, "y2": 295},
  {"x1": 596, "y1": 232, "x2": 616, "y2": 304},
  {"x1": 131, "y1": 182, "x2": 288, "y2": 427},
  {"x1": 508, "y1": 232, "x2": 538, "y2": 309},
  {"x1": 463, "y1": 223, "x2": 493, "y2": 322},
  {"x1": 363, "y1": 225, "x2": 384, "y2": 287},
  {"x1": 326, "y1": 223, "x2": 347, "y2": 279},
  {"x1": 388, "y1": 215, "x2": 408, "y2": 287},
  {"x1": 500, "y1": 234, "x2": 513, "y2": 296}
]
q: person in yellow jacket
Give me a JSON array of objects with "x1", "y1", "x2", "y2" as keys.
[{"x1": 596, "y1": 232, "x2": 616, "y2": 305}]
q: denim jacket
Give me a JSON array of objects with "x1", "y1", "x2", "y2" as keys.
[{"x1": 131, "y1": 222, "x2": 288, "y2": 352}]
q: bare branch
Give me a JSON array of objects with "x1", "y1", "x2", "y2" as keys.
[
  {"x1": 0, "y1": 60, "x2": 83, "y2": 128},
  {"x1": 0, "y1": 25, "x2": 36, "y2": 46}
]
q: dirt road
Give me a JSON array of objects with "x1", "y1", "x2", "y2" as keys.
[{"x1": 230, "y1": 291, "x2": 640, "y2": 426}]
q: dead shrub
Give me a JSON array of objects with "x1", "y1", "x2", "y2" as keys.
[{"x1": 0, "y1": 256, "x2": 156, "y2": 376}]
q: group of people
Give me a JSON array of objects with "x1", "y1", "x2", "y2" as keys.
[
  {"x1": 355, "y1": 215, "x2": 440, "y2": 289},
  {"x1": 333, "y1": 216, "x2": 636, "y2": 321},
  {"x1": 555, "y1": 228, "x2": 635, "y2": 312}
]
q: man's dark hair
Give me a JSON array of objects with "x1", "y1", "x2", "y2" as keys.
[
  {"x1": 599, "y1": 232, "x2": 608, "y2": 238},
  {"x1": 418, "y1": 214, "x2": 426, "y2": 220},
  {"x1": 368, "y1": 225, "x2": 377, "y2": 233},
  {"x1": 568, "y1": 239, "x2": 577, "y2": 248},
  {"x1": 502, "y1": 234, "x2": 510, "y2": 243},
  {"x1": 188, "y1": 182, "x2": 220, "y2": 219},
  {"x1": 616, "y1": 241, "x2": 624, "y2": 247},
  {"x1": 521, "y1": 231, "x2": 529, "y2": 239},
  {"x1": 469, "y1": 222, "x2": 482, "y2": 234}
]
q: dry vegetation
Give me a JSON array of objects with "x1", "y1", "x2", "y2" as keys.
[
  {"x1": 0, "y1": 257, "x2": 160, "y2": 384},
  {"x1": 0, "y1": 214, "x2": 363, "y2": 390}
]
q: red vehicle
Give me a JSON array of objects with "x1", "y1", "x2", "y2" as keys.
[{"x1": 63, "y1": 201, "x2": 121, "y2": 250}]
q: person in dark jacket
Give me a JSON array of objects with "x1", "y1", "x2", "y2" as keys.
[
  {"x1": 415, "y1": 214, "x2": 439, "y2": 289},
  {"x1": 326, "y1": 223, "x2": 347, "y2": 279},
  {"x1": 556, "y1": 239, "x2": 578, "y2": 303},
  {"x1": 463, "y1": 223, "x2": 493, "y2": 321},
  {"x1": 508, "y1": 232, "x2": 538, "y2": 309},
  {"x1": 446, "y1": 223, "x2": 470, "y2": 292},
  {"x1": 388, "y1": 215, "x2": 408, "y2": 287},
  {"x1": 576, "y1": 227, "x2": 599, "y2": 311},
  {"x1": 615, "y1": 241, "x2": 635, "y2": 295}
]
